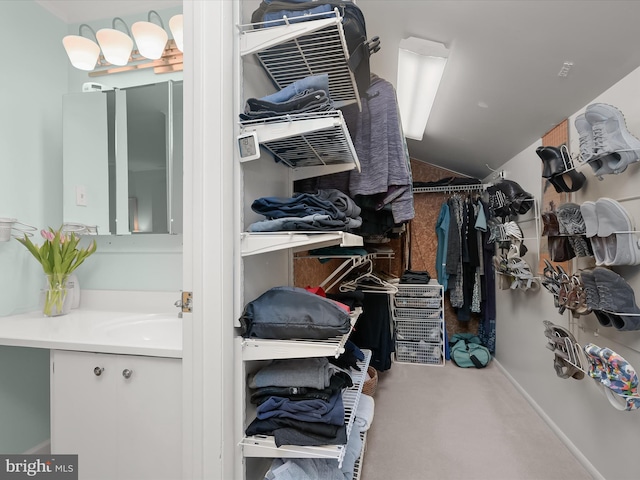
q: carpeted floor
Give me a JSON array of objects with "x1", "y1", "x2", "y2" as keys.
[{"x1": 360, "y1": 361, "x2": 593, "y2": 480}]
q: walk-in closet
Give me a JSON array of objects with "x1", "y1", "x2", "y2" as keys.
[
  {"x1": 6, "y1": 1, "x2": 639, "y2": 479},
  {"x1": 224, "y1": 2, "x2": 640, "y2": 479}
]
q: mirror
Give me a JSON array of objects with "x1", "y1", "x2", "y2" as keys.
[{"x1": 62, "y1": 80, "x2": 183, "y2": 235}]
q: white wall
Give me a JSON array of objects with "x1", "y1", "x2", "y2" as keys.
[{"x1": 494, "y1": 65, "x2": 640, "y2": 480}]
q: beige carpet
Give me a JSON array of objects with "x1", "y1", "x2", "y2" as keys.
[{"x1": 360, "y1": 361, "x2": 593, "y2": 480}]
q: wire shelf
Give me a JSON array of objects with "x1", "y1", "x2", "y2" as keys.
[
  {"x1": 239, "y1": 11, "x2": 361, "y2": 109},
  {"x1": 240, "y1": 349, "x2": 372, "y2": 467}
]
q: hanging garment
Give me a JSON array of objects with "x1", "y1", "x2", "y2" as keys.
[
  {"x1": 436, "y1": 202, "x2": 450, "y2": 290},
  {"x1": 349, "y1": 292, "x2": 393, "y2": 371},
  {"x1": 478, "y1": 199, "x2": 496, "y2": 353},
  {"x1": 340, "y1": 74, "x2": 414, "y2": 224}
]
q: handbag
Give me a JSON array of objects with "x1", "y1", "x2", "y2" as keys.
[
  {"x1": 239, "y1": 286, "x2": 352, "y2": 340},
  {"x1": 449, "y1": 333, "x2": 491, "y2": 368}
]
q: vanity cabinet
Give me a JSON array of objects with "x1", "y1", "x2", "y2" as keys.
[{"x1": 50, "y1": 350, "x2": 181, "y2": 480}]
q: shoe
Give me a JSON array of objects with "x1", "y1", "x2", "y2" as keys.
[
  {"x1": 580, "y1": 269, "x2": 616, "y2": 327},
  {"x1": 575, "y1": 114, "x2": 596, "y2": 162},
  {"x1": 556, "y1": 203, "x2": 586, "y2": 235},
  {"x1": 592, "y1": 267, "x2": 640, "y2": 331},
  {"x1": 556, "y1": 203, "x2": 591, "y2": 258},
  {"x1": 597, "y1": 347, "x2": 640, "y2": 411},
  {"x1": 579, "y1": 201, "x2": 606, "y2": 265},
  {"x1": 494, "y1": 179, "x2": 535, "y2": 215},
  {"x1": 542, "y1": 321, "x2": 584, "y2": 380},
  {"x1": 538, "y1": 146, "x2": 569, "y2": 178},
  {"x1": 541, "y1": 212, "x2": 560, "y2": 237},
  {"x1": 575, "y1": 113, "x2": 620, "y2": 177},
  {"x1": 595, "y1": 198, "x2": 640, "y2": 266},
  {"x1": 536, "y1": 145, "x2": 587, "y2": 193},
  {"x1": 586, "y1": 103, "x2": 640, "y2": 174},
  {"x1": 548, "y1": 235, "x2": 575, "y2": 262}
]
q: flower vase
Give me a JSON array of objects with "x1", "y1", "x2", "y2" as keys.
[{"x1": 43, "y1": 274, "x2": 71, "y2": 317}]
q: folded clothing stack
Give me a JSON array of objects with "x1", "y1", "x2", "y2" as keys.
[
  {"x1": 240, "y1": 74, "x2": 333, "y2": 121},
  {"x1": 246, "y1": 357, "x2": 350, "y2": 447},
  {"x1": 248, "y1": 189, "x2": 362, "y2": 232}
]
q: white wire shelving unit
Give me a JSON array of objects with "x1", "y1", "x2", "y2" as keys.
[
  {"x1": 240, "y1": 349, "x2": 371, "y2": 468},
  {"x1": 238, "y1": 10, "x2": 361, "y2": 110},
  {"x1": 241, "y1": 307, "x2": 363, "y2": 361},
  {"x1": 240, "y1": 231, "x2": 363, "y2": 257},
  {"x1": 239, "y1": 111, "x2": 361, "y2": 181}
]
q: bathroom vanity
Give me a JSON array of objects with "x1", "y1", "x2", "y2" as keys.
[{"x1": 0, "y1": 303, "x2": 182, "y2": 480}]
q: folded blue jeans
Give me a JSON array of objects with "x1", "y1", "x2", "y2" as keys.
[{"x1": 260, "y1": 74, "x2": 330, "y2": 104}]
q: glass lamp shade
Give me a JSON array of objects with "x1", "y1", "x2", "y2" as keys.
[
  {"x1": 96, "y1": 28, "x2": 133, "y2": 66},
  {"x1": 132, "y1": 21, "x2": 168, "y2": 59},
  {"x1": 169, "y1": 14, "x2": 184, "y2": 52},
  {"x1": 62, "y1": 35, "x2": 100, "y2": 71}
]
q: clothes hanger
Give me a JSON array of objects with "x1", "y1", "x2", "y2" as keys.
[{"x1": 339, "y1": 259, "x2": 399, "y2": 294}]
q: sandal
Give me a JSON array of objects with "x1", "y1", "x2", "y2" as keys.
[{"x1": 507, "y1": 257, "x2": 540, "y2": 292}]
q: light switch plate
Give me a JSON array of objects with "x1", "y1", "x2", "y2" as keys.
[{"x1": 76, "y1": 186, "x2": 87, "y2": 206}]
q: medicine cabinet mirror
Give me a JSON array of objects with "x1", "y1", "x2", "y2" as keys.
[{"x1": 62, "y1": 80, "x2": 183, "y2": 235}]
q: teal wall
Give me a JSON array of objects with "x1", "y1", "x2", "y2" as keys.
[
  {"x1": 0, "y1": 0, "x2": 67, "y2": 453},
  {"x1": 0, "y1": 1, "x2": 183, "y2": 453}
]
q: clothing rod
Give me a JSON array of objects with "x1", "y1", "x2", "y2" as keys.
[{"x1": 412, "y1": 183, "x2": 489, "y2": 194}]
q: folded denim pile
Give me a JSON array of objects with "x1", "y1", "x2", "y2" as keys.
[
  {"x1": 536, "y1": 145, "x2": 586, "y2": 193},
  {"x1": 580, "y1": 198, "x2": 640, "y2": 266},
  {"x1": 248, "y1": 188, "x2": 362, "y2": 232},
  {"x1": 584, "y1": 343, "x2": 640, "y2": 411},
  {"x1": 240, "y1": 73, "x2": 334, "y2": 121},
  {"x1": 581, "y1": 268, "x2": 640, "y2": 331},
  {"x1": 246, "y1": 357, "x2": 351, "y2": 447},
  {"x1": 575, "y1": 103, "x2": 640, "y2": 178},
  {"x1": 262, "y1": 393, "x2": 375, "y2": 480}
]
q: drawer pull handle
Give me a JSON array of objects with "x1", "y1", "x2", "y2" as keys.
[{"x1": 93, "y1": 367, "x2": 104, "y2": 376}]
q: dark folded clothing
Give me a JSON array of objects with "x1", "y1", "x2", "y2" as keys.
[
  {"x1": 245, "y1": 416, "x2": 347, "y2": 447},
  {"x1": 250, "y1": 372, "x2": 353, "y2": 405},
  {"x1": 400, "y1": 269, "x2": 432, "y2": 284},
  {"x1": 326, "y1": 290, "x2": 365, "y2": 310}
]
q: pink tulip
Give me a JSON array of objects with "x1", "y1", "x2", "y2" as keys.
[{"x1": 41, "y1": 230, "x2": 55, "y2": 241}]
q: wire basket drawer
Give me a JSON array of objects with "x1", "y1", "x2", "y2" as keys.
[
  {"x1": 395, "y1": 319, "x2": 442, "y2": 342},
  {"x1": 395, "y1": 340, "x2": 443, "y2": 365},
  {"x1": 396, "y1": 284, "x2": 441, "y2": 298},
  {"x1": 394, "y1": 307, "x2": 442, "y2": 320},
  {"x1": 394, "y1": 296, "x2": 442, "y2": 309}
]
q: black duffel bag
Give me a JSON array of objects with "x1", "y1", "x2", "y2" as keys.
[
  {"x1": 251, "y1": 0, "x2": 379, "y2": 97},
  {"x1": 239, "y1": 286, "x2": 352, "y2": 340}
]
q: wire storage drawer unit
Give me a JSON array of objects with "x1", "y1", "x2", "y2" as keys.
[{"x1": 393, "y1": 280, "x2": 445, "y2": 366}]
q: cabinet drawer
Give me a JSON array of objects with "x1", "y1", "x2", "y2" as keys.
[
  {"x1": 394, "y1": 296, "x2": 441, "y2": 309},
  {"x1": 395, "y1": 340, "x2": 443, "y2": 365},
  {"x1": 394, "y1": 307, "x2": 442, "y2": 320},
  {"x1": 395, "y1": 319, "x2": 441, "y2": 342}
]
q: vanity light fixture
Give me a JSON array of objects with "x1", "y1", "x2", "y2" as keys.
[
  {"x1": 96, "y1": 18, "x2": 134, "y2": 66},
  {"x1": 132, "y1": 11, "x2": 169, "y2": 60},
  {"x1": 62, "y1": 11, "x2": 183, "y2": 77},
  {"x1": 169, "y1": 14, "x2": 184, "y2": 53},
  {"x1": 62, "y1": 24, "x2": 101, "y2": 71},
  {"x1": 396, "y1": 37, "x2": 449, "y2": 141}
]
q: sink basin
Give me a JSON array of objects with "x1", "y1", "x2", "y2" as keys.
[{"x1": 97, "y1": 313, "x2": 181, "y2": 345}]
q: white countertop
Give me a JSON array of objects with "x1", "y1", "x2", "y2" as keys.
[{"x1": 0, "y1": 309, "x2": 182, "y2": 358}]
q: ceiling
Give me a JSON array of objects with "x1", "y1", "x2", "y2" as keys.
[{"x1": 38, "y1": 0, "x2": 640, "y2": 179}]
